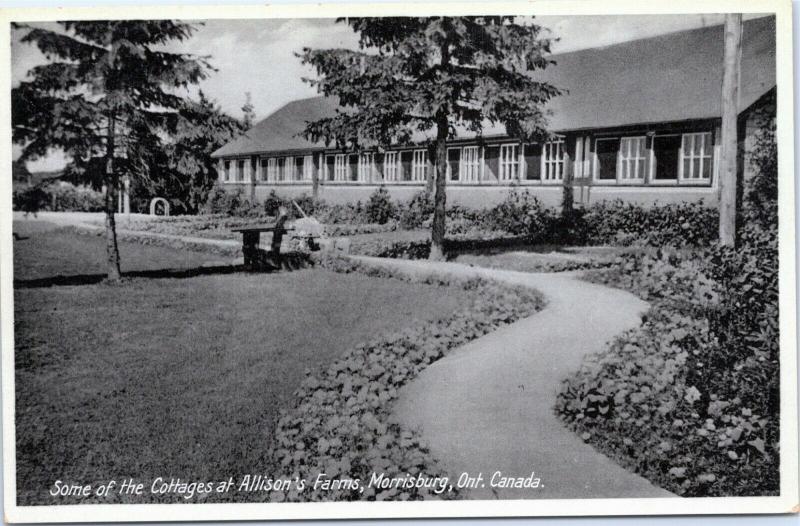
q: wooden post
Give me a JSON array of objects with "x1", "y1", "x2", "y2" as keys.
[
  {"x1": 561, "y1": 138, "x2": 574, "y2": 219},
  {"x1": 719, "y1": 13, "x2": 742, "y2": 247}
]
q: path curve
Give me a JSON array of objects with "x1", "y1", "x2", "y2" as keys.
[{"x1": 354, "y1": 256, "x2": 675, "y2": 500}]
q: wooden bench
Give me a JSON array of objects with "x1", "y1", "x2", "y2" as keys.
[{"x1": 232, "y1": 219, "x2": 294, "y2": 269}]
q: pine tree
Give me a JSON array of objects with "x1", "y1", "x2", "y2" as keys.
[
  {"x1": 300, "y1": 16, "x2": 561, "y2": 259},
  {"x1": 12, "y1": 21, "x2": 209, "y2": 279}
]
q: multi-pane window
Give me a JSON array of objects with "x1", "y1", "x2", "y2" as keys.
[
  {"x1": 412, "y1": 149, "x2": 427, "y2": 181},
  {"x1": 542, "y1": 139, "x2": 565, "y2": 182},
  {"x1": 303, "y1": 155, "x2": 314, "y2": 181},
  {"x1": 383, "y1": 152, "x2": 400, "y2": 181},
  {"x1": 237, "y1": 159, "x2": 246, "y2": 182},
  {"x1": 358, "y1": 153, "x2": 374, "y2": 182},
  {"x1": 681, "y1": 132, "x2": 713, "y2": 181},
  {"x1": 461, "y1": 146, "x2": 480, "y2": 182},
  {"x1": 334, "y1": 154, "x2": 348, "y2": 181},
  {"x1": 282, "y1": 156, "x2": 294, "y2": 181},
  {"x1": 499, "y1": 144, "x2": 520, "y2": 181},
  {"x1": 266, "y1": 158, "x2": 279, "y2": 181},
  {"x1": 619, "y1": 136, "x2": 647, "y2": 181}
]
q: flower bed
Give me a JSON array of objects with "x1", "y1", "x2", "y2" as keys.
[
  {"x1": 264, "y1": 255, "x2": 546, "y2": 501},
  {"x1": 555, "y1": 224, "x2": 779, "y2": 496}
]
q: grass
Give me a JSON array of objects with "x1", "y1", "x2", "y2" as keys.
[
  {"x1": 14, "y1": 220, "x2": 227, "y2": 281},
  {"x1": 14, "y1": 223, "x2": 470, "y2": 505}
]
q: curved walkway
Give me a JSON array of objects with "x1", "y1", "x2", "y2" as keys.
[{"x1": 354, "y1": 256, "x2": 675, "y2": 500}]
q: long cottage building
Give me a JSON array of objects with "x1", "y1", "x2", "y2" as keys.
[{"x1": 212, "y1": 16, "x2": 776, "y2": 208}]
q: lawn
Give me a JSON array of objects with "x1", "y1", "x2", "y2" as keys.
[
  {"x1": 14, "y1": 220, "x2": 227, "y2": 282},
  {"x1": 14, "y1": 223, "x2": 470, "y2": 505}
]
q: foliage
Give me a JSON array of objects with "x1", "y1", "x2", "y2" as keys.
[
  {"x1": 575, "y1": 200, "x2": 719, "y2": 247},
  {"x1": 266, "y1": 256, "x2": 545, "y2": 501},
  {"x1": 481, "y1": 189, "x2": 555, "y2": 239},
  {"x1": 142, "y1": 91, "x2": 248, "y2": 215},
  {"x1": 399, "y1": 190, "x2": 434, "y2": 229},
  {"x1": 300, "y1": 16, "x2": 561, "y2": 257},
  {"x1": 364, "y1": 187, "x2": 396, "y2": 224},
  {"x1": 12, "y1": 20, "x2": 209, "y2": 278},
  {"x1": 13, "y1": 182, "x2": 105, "y2": 213},
  {"x1": 12, "y1": 185, "x2": 51, "y2": 215},
  {"x1": 744, "y1": 119, "x2": 777, "y2": 228}
]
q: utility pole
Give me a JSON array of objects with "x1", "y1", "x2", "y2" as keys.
[{"x1": 719, "y1": 13, "x2": 742, "y2": 247}]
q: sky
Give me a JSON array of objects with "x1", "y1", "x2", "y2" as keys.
[{"x1": 11, "y1": 14, "x2": 767, "y2": 172}]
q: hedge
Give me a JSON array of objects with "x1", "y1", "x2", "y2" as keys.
[{"x1": 261, "y1": 255, "x2": 546, "y2": 501}]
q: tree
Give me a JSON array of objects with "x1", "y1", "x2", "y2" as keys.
[
  {"x1": 139, "y1": 91, "x2": 247, "y2": 214},
  {"x1": 12, "y1": 21, "x2": 209, "y2": 280},
  {"x1": 300, "y1": 17, "x2": 561, "y2": 260},
  {"x1": 719, "y1": 14, "x2": 742, "y2": 247}
]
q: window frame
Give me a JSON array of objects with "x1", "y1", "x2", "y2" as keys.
[
  {"x1": 412, "y1": 149, "x2": 427, "y2": 182},
  {"x1": 679, "y1": 131, "x2": 714, "y2": 183},
  {"x1": 618, "y1": 136, "x2": 648, "y2": 184},
  {"x1": 499, "y1": 143, "x2": 520, "y2": 181},
  {"x1": 460, "y1": 145, "x2": 481, "y2": 183},
  {"x1": 333, "y1": 154, "x2": 348, "y2": 182},
  {"x1": 358, "y1": 152, "x2": 374, "y2": 183},
  {"x1": 383, "y1": 151, "x2": 400, "y2": 182},
  {"x1": 541, "y1": 139, "x2": 565, "y2": 184}
]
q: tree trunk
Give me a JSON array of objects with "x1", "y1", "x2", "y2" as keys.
[
  {"x1": 719, "y1": 14, "x2": 742, "y2": 247},
  {"x1": 104, "y1": 113, "x2": 122, "y2": 281},
  {"x1": 561, "y1": 139, "x2": 574, "y2": 218},
  {"x1": 312, "y1": 153, "x2": 320, "y2": 200},
  {"x1": 429, "y1": 112, "x2": 448, "y2": 261}
]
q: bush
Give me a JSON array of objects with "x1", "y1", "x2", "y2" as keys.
[
  {"x1": 482, "y1": 190, "x2": 555, "y2": 239},
  {"x1": 576, "y1": 200, "x2": 718, "y2": 247},
  {"x1": 13, "y1": 182, "x2": 104, "y2": 213},
  {"x1": 399, "y1": 190, "x2": 434, "y2": 229},
  {"x1": 364, "y1": 187, "x2": 396, "y2": 224},
  {"x1": 266, "y1": 256, "x2": 545, "y2": 501}
]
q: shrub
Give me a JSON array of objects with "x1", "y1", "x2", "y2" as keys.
[
  {"x1": 399, "y1": 190, "x2": 434, "y2": 229},
  {"x1": 266, "y1": 256, "x2": 545, "y2": 501},
  {"x1": 557, "y1": 205, "x2": 778, "y2": 496},
  {"x1": 364, "y1": 187, "x2": 396, "y2": 224},
  {"x1": 577, "y1": 200, "x2": 718, "y2": 247},
  {"x1": 13, "y1": 182, "x2": 104, "y2": 213},
  {"x1": 483, "y1": 189, "x2": 555, "y2": 239}
]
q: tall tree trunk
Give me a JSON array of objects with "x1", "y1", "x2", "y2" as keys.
[
  {"x1": 719, "y1": 14, "x2": 742, "y2": 247},
  {"x1": 104, "y1": 113, "x2": 122, "y2": 281},
  {"x1": 429, "y1": 112, "x2": 448, "y2": 261}
]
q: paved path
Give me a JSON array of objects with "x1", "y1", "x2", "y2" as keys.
[{"x1": 354, "y1": 256, "x2": 675, "y2": 500}]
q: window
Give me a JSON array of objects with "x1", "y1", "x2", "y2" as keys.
[
  {"x1": 237, "y1": 159, "x2": 245, "y2": 182},
  {"x1": 223, "y1": 160, "x2": 230, "y2": 182},
  {"x1": 542, "y1": 139, "x2": 564, "y2": 182},
  {"x1": 619, "y1": 136, "x2": 647, "y2": 181},
  {"x1": 334, "y1": 154, "x2": 348, "y2": 181},
  {"x1": 412, "y1": 150, "x2": 427, "y2": 181},
  {"x1": 595, "y1": 138, "x2": 618, "y2": 180},
  {"x1": 282, "y1": 156, "x2": 295, "y2": 181},
  {"x1": 681, "y1": 132, "x2": 713, "y2": 181},
  {"x1": 447, "y1": 148, "x2": 460, "y2": 181},
  {"x1": 461, "y1": 146, "x2": 481, "y2": 182},
  {"x1": 303, "y1": 155, "x2": 314, "y2": 181},
  {"x1": 653, "y1": 135, "x2": 681, "y2": 180},
  {"x1": 266, "y1": 158, "x2": 278, "y2": 181},
  {"x1": 499, "y1": 144, "x2": 520, "y2": 181},
  {"x1": 358, "y1": 153, "x2": 374, "y2": 182},
  {"x1": 384, "y1": 152, "x2": 399, "y2": 181}
]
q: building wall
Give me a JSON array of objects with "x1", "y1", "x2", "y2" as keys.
[{"x1": 215, "y1": 97, "x2": 777, "y2": 211}]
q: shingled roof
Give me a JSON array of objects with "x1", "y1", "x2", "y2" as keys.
[{"x1": 212, "y1": 15, "x2": 776, "y2": 158}]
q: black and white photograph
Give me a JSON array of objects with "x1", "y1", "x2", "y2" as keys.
[{"x1": 1, "y1": 0, "x2": 797, "y2": 522}]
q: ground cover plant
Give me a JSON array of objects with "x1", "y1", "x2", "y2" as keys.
[
  {"x1": 14, "y1": 223, "x2": 472, "y2": 505},
  {"x1": 261, "y1": 255, "x2": 546, "y2": 501}
]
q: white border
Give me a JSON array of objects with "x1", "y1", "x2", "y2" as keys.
[{"x1": 1, "y1": 0, "x2": 797, "y2": 522}]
